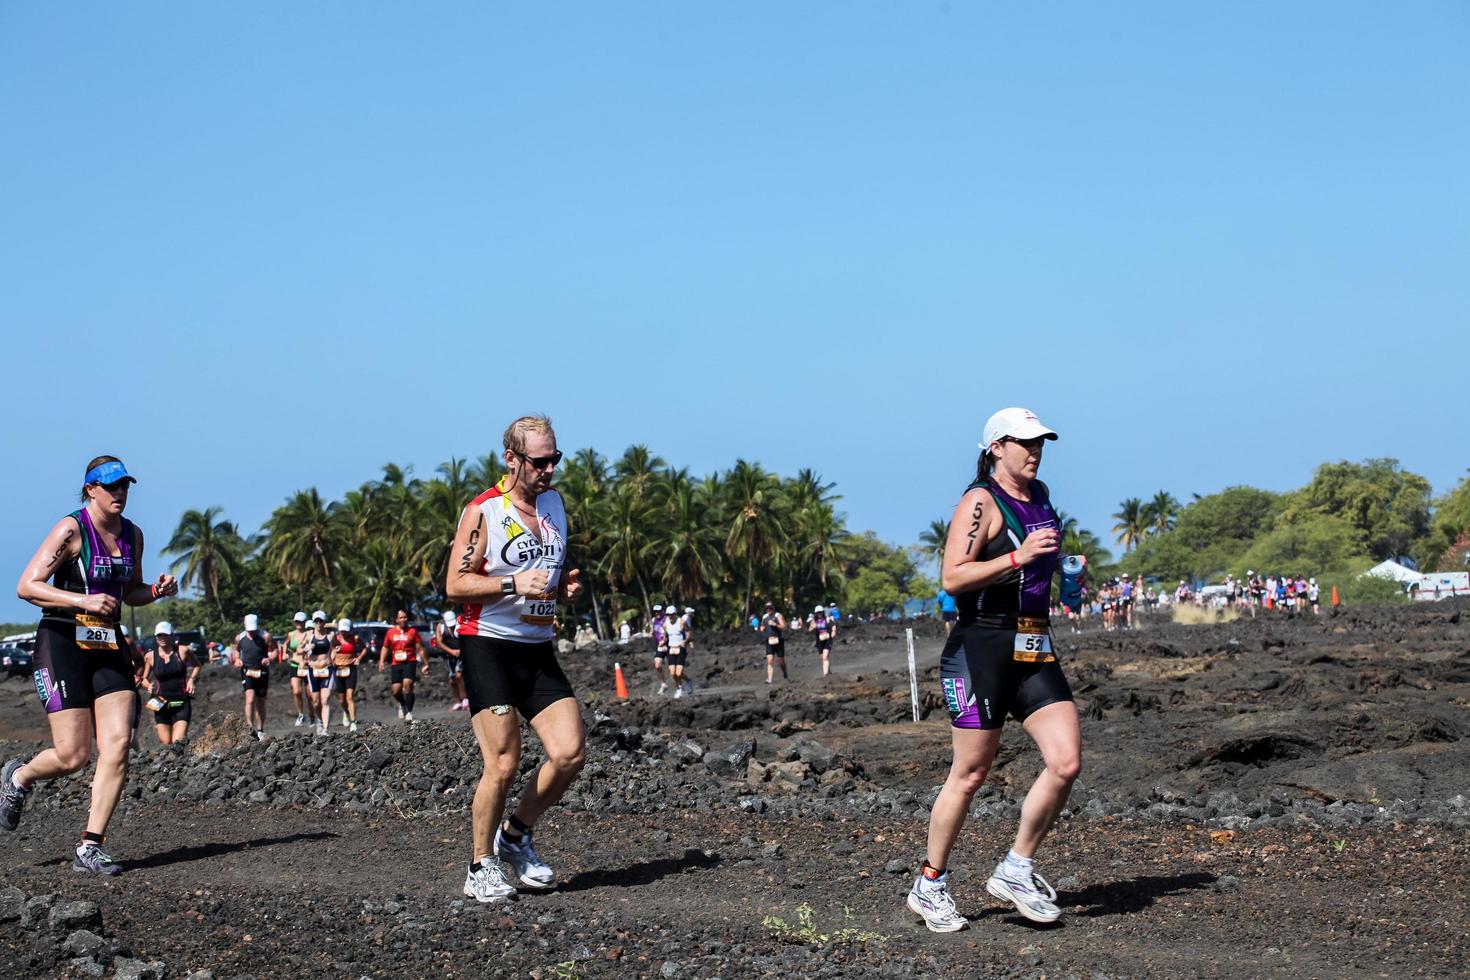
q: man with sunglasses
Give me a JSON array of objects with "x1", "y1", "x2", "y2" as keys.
[{"x1": 446, "y1": 414, "x2": 586, "y2": 903}]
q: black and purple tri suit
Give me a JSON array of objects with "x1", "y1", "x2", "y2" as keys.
[
  {"x1": 33, "y1": 508, "x2": 139, "y2": 714},
  {"x1": 939, "y1": 479, "x2": 1073, "y2": 730}
]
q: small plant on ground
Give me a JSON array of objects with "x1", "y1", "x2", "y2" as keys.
[{"x1": 763, "y1": 903, "x2": 888, "y2": 944}]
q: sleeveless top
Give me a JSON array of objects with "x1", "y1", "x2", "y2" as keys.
[
  {"x1": 332, "y1": 634, "x2": 357, "y2": 667},
  {"x1": 651, "y1": 615, "x2": 666, "y2": 644},
  {"x1": 457, "y1": 477, "x2": 568, "y2": 643},
  {"x1": 153, "y1": 650, "x2": 188, "y2": 700},
  {"x1": 763, "y1": 613, "x2": 783, "y2": 640},
  {"x1": 42, "y1": 509, "x2": 137, "y2": 625},
  {"x1": 237, "y1": 630, "x2": 270, "y2": 669},
  {"x1": 812, "y1": 613, "x2": 831, "y2": 642},
  {"x1": 955, "y1": 478, "x2": 1061, "y2": 629},
  {"x1": 665, "y1": 613, "x2": 687, "y2": 647},
  {"x1": 438, "y1": 627, "x2": 460, "y2": 655}
]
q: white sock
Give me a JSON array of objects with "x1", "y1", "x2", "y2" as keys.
[{"x1": 1003, "y1": 849, "x2": 1034, "y2": 879}]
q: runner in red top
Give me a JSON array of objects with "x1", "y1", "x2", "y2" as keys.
[{"x1": 377, "y1": 609, "x2": 424, "y2": 723}]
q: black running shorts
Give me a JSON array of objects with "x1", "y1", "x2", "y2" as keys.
[
  {"x1": 461, "y1": 635, "x2": 575, "y2": 721},
  {"x1": 153, "y1": 700, "x2": 192, "y2": 725},
  {"x1": 765, "y1": 639, "x2": 785, "y2": 657},
  {"x1": 665, "y1": 650, "x2": 687, "y2": 667},
  {"x1": 939, "y1": 624, "x2": 1072, "y2": 731},
  {"x1": 390, "y1": 662, "x2": 418, "y2": 685},
  {"x1": 333, "y1": 665, "x2": 357, "y2": 691},
  {"x1": 305, "y1": 668, "x2": 331, "y2": 694},
  {"x1": 241, "y1": 666, "x2": 271, "y2": 694},
  {"x1": 33, "y1": 620, "x2": 135, "y2": 714},
  {"x1": 444, "y1": 656, "x2": 463, "y2": 678}
]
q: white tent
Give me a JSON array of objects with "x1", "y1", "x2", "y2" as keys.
[{"x1": 1364, "y1": 559, "x2": 1419, "y2": 584}]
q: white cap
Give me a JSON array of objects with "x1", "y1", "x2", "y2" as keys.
[
  {"x1": 244, "y1": 613, "x2": 259, "y2": 631},
  {"x1": 154, "y1": 621, "x2": 173, "y2": 636},
  {"x1": 665, "y1": 601, "x2": 676, "y2": 610},
  {"x1": 442, "y1": 610, "x2": 457, "y2": 626},
  {"x1": 814, "y1": 604, "x2": 825, "y2": 613},
  {"x1": 684, "y1": 606, "x2": 694, "y2": 613},
  {"x1": 652, "y1": 604, "x2": 663, "y2": 612},
  {"x1": 979, "y1": 407, "x2": 1059, "y2": 453},
  {"x1": 312, "y1": 610, "x2": 327, "y2": 622},
  {"x1": 1310, "y1": 577, "x2": 1316, "y2": 584},
  {"x1": 337, "y1": 618, "x2": 352, "y2": 632},
  {"x1": 293, "y1": 611, "x2": 307, "y2": 623}
]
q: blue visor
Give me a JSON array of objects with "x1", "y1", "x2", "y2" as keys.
[{"x1": 84, "y1": 460, "x2": 136, "y2": 486}]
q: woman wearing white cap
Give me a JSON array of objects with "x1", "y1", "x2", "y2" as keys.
[
  {"x1": 437, "y1": 611, "x2": 468, "y2": 711},
  {"x1": 907, "y1": 408, "x2": 1080, "y2": 932},
  {"x1": 141, "y1": 622, "x2": 200, "y2": 745},
  {"x1": 807, "y1": 604, "x2": 837, "y2": 677},
  {"x1": 304, "y1": 611, "x2": 334, "y2": 735},
  {"x1": 235, "y1": 613, "x2": 273, "y2": 740},
  {"x1": 663, "y1": 603, "x2": 689, "y2": 698},
  {"x1": 285, "y1": 611, "x2": 311, "y2": 726},
  {"x1": 330, "y1": 618, "x2": 364, "y2": 732}
]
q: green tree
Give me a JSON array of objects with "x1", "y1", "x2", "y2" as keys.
[
  {"x1": 1140, "y1": 491, "x2": 1180, "y2": 536},
  {"x1": 725, "y1": 459, "x2": 786, "y2": 623},
  {"x1": 164, "y1": 507, "x2": 251, "y2": 619},
  {"x1": 918, "y1": 519, "x2": 949, "y2": 567},
  {"x1": 1284, "y1": 458, "x2": 1432, "y2": 561},
  {"x1": 1111, "y1": 498, "x2": 1145, "y2": 552},
  {"x1": 263, "y1": 488, "x2": 340, "y2": 594}
]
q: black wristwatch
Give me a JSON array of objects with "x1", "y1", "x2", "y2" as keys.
[{"x1": 500, "y1": 575, "x2": 516, "y2": 595}]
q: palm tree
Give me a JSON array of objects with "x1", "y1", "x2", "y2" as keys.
[
  {"x1": 725, "y1": 459, "x2": 785, "y2": 623},
  {"x1": 1142, "y1": 491, "x2": 1180, "y2": 536},
  {"x1": 615, "y1": 445, "x2": 665, "y2": 500},
  {"x1": 164, "y1": 507, "x2": 249, "y2": 618},
  {"x1": 1111, "y1": 498, "x2": 1146, "y2": 552},
  {"x1": 644, "y1": 482, "x2": 725, "y2": 602},
  {"x1": 468, "y1": 452, "x2": 507, "y2": 490},
  {"x1": 596, "y1": 482, "x2": 657, "y2": 615},
  {"x1": 264, "y1": 488, "x2": 340, "y2": 592},
  {"x1": 918, "y1": 518, "x2": 950, "y2": 567}
]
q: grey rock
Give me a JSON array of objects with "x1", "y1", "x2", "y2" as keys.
[
  {"x1": 703, "y1": 739, "x2": 755, "y2": 778},
  {"x1": 70, "y1": 956, "x2": 107, "y2": 977},
  {"x1": 1211, "y1": 874, "x2": 1240, "y2": 893},
  {"x1": 661, "y1": 962, "x2": 682, "y2": 978},
  {"x1": 19, "y1": 893, "x2": 56, "y2": 929},
  {"x1": 883, "y1": 859, "x2": 908, "y2": 874},
  {"x1": 248, "y1": 789, "x2": 270, "y2": 804},
  {"x1": 183, "y1": 972, "x2": 215, "y2": 980},
  {"x1": 0, "y1": 885, "x2": 25, "y2": 923},
  {"x1": 113, "y1": 957, "x2": 166, "y2": 980},
  {"x1": 669, "y1": 740, "x2": 706, "y2": 764},
  {"x1": 62, "y1": 929, "x2": 110, "y2": 961},
  {"x1": 652, "y1": 830, "x2": 672, "y2": 845}
]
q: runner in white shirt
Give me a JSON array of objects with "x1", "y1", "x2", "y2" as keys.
[
  {"x1": 446, "y1": 415, "x2": 586, "y2": 905},
  {"x1": 664, "y1": 603, "x2": 690, "y2": 698}
]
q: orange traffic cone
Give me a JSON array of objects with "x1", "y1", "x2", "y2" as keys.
[
  {"x1": 1265, "y1": 594, "x2": 1273, "y2": 611},
  {"x1": 1331, "y1": 586, "x2": 1340, "y2": 607},
  {"x1": 614, "y1": 662, "x2": 629, "y2": 699}
]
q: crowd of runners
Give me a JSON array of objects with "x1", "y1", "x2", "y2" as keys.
[{"x1": 4, "y1": 409, "x2": 1096, "y2": 933}]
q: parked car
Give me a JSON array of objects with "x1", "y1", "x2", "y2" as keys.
[{"x1": 2, "y1": 642, "x2": 35, "y2": 678}]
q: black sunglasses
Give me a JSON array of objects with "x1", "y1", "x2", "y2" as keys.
[
  {"x1": 517, "y1": 450, "x2": 563, "y2": 470},
  {"x1": 1001, "y1": 436, "x2": 1047, "y2": 451},
  {"x1": 96, "y1": 480, "x2": 131, "y2": 494}
]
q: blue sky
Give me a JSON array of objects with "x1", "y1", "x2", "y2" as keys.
[{"x1": 2, "y1": 3, "x2": 1467, "y2": 621}]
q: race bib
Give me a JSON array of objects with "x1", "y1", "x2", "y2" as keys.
[
  {"x1": 244, "y1": 668, "x2": 264, "y2": 678},
  {"x1": 75, "y1": 613, "x2": 117, "y2": 651},
  {"x1": 521, "y1": 598, "x2": 556, "y2": 626},
  {"x1": 336, "y1": 666, "x2": 352, "y2": 677},
  {"x1": 312, "y1": 667, "x2": 330, "y2": 678},
  {"x1": 768, "y1": 635, "x2": 781, "y2": 646},
  {"x1": 818, "y1": 631, "x2": 830, "y2": 642},
  {"x1": 393, "y1": 651, "x2": 410, "y2": 663},
  {"x1": 1014, "y1": 616, "x2": 1055, "y2": 663},
  {"x1": 295, "y1": 667, "x2": 309, "y2": 678},
  {"x1": 145, "y1": 696, "x2": 165, "y2": 712}
]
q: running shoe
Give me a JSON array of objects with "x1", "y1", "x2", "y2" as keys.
[
  {"x1": 294, "y1": 713, "x2": 305, "y2": 727},
  {"x1": 73, "y1": 841, "x2": 122, "y2": 876},
  {"x1": 684, "y1": 681, "x2": 695, "y2": 695},
  {"x1": 315, "y1": 723, "x2": 327, "y2": 737},
  {"x1": 404, "y1": 711, "x2": 414, "y2": 723},
  {"x1": 350, "y1": 721, "x2": 359, "y2": 733},
  {"x1": 658, "y1": 682, "x2": 667, "y2": 695},
  {"x1": 906, "y1": 873, "x2": 967, "y2": 933},
  {"x1": 986, "y1": 863, "x2": 1061, "y2": 923},
  {"x1": 463, "y1": 862, "x2": 516, "y2": 903},
  {"x1": 449, "y1": 702, "x2": 464, "y2": 712},
  {"x1": 341, "y1": 713, "x2": 349, "y2": 728},
  {"x1": 494, "y1": 827, "x2": 555, "y2": 889},
  {"x1": 397, "y1": 703, "x2": 405, "y2": 719},
  {"x1": 459, "y1": 699, "x2": 470, "y2": 710},
  {"x1": 0, "y1": 759, "x2": 30, "y2": 832},
  {"x1": 673, "y1": 686, "x2": 684, "y2": 700}
]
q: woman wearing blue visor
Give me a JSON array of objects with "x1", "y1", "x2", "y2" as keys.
[{"x1": 2, "y1": 455, "x2": 178, "y2": 875}]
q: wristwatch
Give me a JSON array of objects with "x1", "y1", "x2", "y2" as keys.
[{"x1": 500, "y1": 575, "x2": 516, "y2": 595}]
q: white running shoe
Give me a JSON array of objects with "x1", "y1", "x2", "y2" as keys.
[
  {"x1": 294, "y1": 714, "x2": 305, "y2": 727},
  {"x1": 350, "y1": 721, "x2": 358, "y2": 733},
  {"x1": 315, "y1": 723, "x2": 327, "y2": 737},
  {"x1": 494, "y1": 827, "x2": 555, "y2": 889},
  {"x1": 658, "y1": 683, "x2": 667, "y2": 695},
  {"x1": 397, "y1": 703, "x2": 405, "y2": 719},
  {"x1": 906, "y1": 873, "x2": 967, "y2": 933},
  {"x1": 341, "y1": 713, "x2": 349, "y2": 728},
  {"x1": 404, "y1": 711, "x2": 414, "y2": 723},
  {"x1": 673, "y1": 686, "x2": 684, "y2": 699},
  {"x1": 459, "y1": 699, "x2": 469, "y2": 710},
  {"x1": 463, "y1": 862, "x2": 516, "y2": 903},
  {"x1": 986, "y1": 863, "x2": 1061, "y2": 923}
]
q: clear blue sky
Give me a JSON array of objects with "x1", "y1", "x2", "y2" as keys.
[{"x1": 3, "y1": 3, "x2": 1467, "y2": 622}]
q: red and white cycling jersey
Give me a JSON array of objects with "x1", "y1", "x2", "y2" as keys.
[{"x1": 457, "y1": 476, "x2": 567, "y2": 642}]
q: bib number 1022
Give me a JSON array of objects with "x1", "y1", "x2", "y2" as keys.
[{"x1": 521, "y1": 599, "x2": 556, "y2": 625}]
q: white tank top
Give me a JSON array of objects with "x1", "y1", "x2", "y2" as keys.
[
  {"x1": 665, "y1": 613, "x2": 687, "y2": 647},
  {"x1": 457, "y1": 477, "x2": 567, "y2": 642}
]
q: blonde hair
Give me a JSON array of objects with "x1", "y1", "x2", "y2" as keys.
[{"x1": 503, "y1": 415, "x2": 555, "y2": 455}]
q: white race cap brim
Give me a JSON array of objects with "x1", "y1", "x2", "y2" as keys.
[
  {"x1": 979, "y1": 407, "x2": 1059, "y2": 451},
  {"x1": 154, "y1": 621, "x2": 173, "y2": 636}
]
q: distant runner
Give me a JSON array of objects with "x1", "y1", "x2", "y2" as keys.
[
  {"x1": 438, "y1": 610, "x2": 468, "y2": 711},
  {"x1": 141, "y1": 621, "x2": 199, "y2": 745},
  {"x1": 379, "y1": 609, "x2": 424, "y2": 723},
  {"x1": 909, "y1": 408, "x2": 1079, "y2": 932},
  {"x1": 2, "y1": 455, "x2": 179, "y2": 875},
  {"x1": 285, "y1": 611, "x2": 311, "y2": 726},
  {"x1": 304, "y1": 611, "x2": 333, "y2": 735},
  {"x1": 235, "y1": 613, "x2": 272, "y2": 740},
  {"x1": 937, "y1": 589, "x2": 959, "y2": 635},
  {"x1": 331, "y1": 618, "x2": 363, "y2": 732},
  {"x1": 664, "y1": 602, "x2": 690, "y2": 697},
  {"x1": 445, "y1": 414, "x2": 586, "y2": 903},
  {"x1": 761, "y1": 601, "x2": 787, "y2": 684},
  {"x1": 650, "y1": 604, "x2": 669, "y2": 695},
  {"x1": 808, "y1": 604, "x2": 836, "y2": 676}
]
